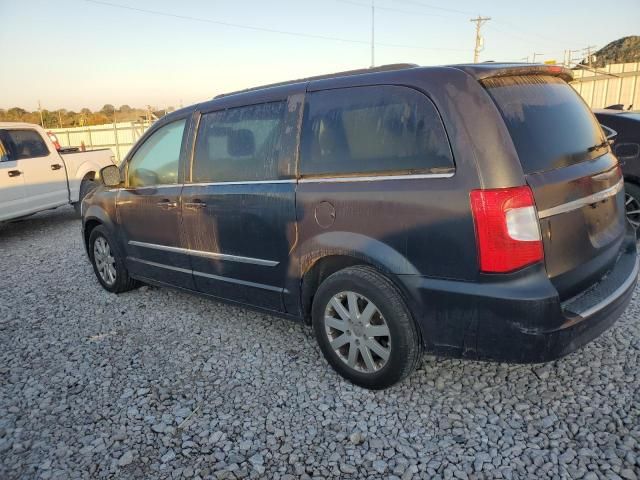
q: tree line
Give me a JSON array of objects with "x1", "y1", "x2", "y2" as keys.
[{"x1": 0, "y1": 104, "x2": 174, "y2": 128}]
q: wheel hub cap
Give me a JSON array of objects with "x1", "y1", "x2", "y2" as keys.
[
  {"x1": 324, "y1": 291, "x2": 391, "y2": 373},
  {"x1": 93, "y1": 236, "x2": 116, "y2": 286}
]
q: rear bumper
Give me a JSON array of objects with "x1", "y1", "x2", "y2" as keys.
[{"x1": 400, "y1": 229, "x2": 638, "y2": 363}]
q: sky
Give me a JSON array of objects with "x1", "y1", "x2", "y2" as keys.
[{"x1": 1, "y1": 0, "x2": 638, "y2": 112}]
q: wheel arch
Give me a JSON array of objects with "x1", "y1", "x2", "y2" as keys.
[
  {"x1": 299, "y1": 253, "x2": 423, "y2": 336},
  {"x1": 293, "y1": 231, "x2": 421, "y2": 320},
  {"x1": 69, "y1": 165, "x2": 98, "y2": 202},
  {"x1": 82, "y1": 206, "x2": 117, "y2": 256}
]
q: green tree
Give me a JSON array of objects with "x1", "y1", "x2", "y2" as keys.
[
  {"x1": 7, "y1": 107, "x2": 27, "y2": 120},
  {"x1": 101, "y1": 104, "x2": 115, "y2": 115}
]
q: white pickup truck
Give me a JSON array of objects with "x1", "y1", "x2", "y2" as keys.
[{"x1": 0, "y1": 122, "x2": 115, "y2": 222}]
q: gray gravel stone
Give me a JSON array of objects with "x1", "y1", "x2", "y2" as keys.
[
  {"x1": 372, "y1": 460, "x2": 387, "y2": 473},
  {"x1": 349, "y1": 432, "x2": 365, "y2": 445},
  {"x1": 161, "y1": 450, "x2": 176, "y2": 463},
  {"x1": 118, "y1": 451, "x2": 134, "y2": 467},
  {"x1": 0, "y1": 207, "x2": 639, "y2": 480}
]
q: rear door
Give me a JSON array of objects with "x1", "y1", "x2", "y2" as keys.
[
  {"x1": 180, "y1": 98, "x2": 299, "y2": 312},
  {"x1": 0, "y1": 128, "x2": 68, "y2": 212},
  {"x1": 483, "y1": 75, "x2": 627, "y2": 299}
]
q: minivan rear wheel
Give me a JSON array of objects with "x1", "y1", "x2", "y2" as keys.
[{"x1": 312, "y1": 266, "x2": 421, "y2": 389}]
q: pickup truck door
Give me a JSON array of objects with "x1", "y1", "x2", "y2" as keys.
[
  {"x1": 0, "y1": 128, "x2": 68, "y2": 212},
  {"x1": 0, "y1": 137, "x2": 27, "y2": 221}
]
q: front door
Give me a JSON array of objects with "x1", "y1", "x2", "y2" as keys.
[
  {"x1": 181, "y1": 100, "x2": 298, "y2": 311},
  {"x1": 0, "y1": 128, "x2": 69, "y2": 212},
  {"x1": 117, "y1": 117, "x2": 194, "y2": 289},
  {"x1": 0, "y1": 136, "x2": 27, "y2": 221}
]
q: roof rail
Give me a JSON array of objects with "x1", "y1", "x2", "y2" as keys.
[{"x1": 214, "y1": 63, "x2": 418, "y2": 99}]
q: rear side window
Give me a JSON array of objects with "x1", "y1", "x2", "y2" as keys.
[
  {"x1": 300, "y1": 86, "x2": 454, "y2": 177},
  {"x1": 0, "y1": 129, "x2": 49, "y2": 160},
  {"x1": 193, "y1": 102, "x2": 286, "y2": 183},
  {"x1": 483, "y1": 75, "x2": 606, "y2": 174}
]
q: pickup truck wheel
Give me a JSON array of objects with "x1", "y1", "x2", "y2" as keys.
[
  {"x1": 312, "y1": 266, "x2": 421, "y2": 389},
  {"x1": 89, "y1": 226, "x2": 138, "y2": 293},
  {"x1": 74, "y1": 177, "x2": 98, "y2": 216}
]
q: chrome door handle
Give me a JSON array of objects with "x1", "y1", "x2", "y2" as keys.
[
  {"x1": 8, "y1": 170, "x2": 22, "y2": 177},
  {"x1": 184, "y1": 201, "x2": 207, "y2": 209},
  {"x1": 51, "y1": 164, "x2": 62, "y2": 171},
  {"x1": 156, "y1": 200, "x2": 178, "y2": 209}
]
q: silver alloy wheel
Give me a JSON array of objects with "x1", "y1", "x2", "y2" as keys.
[
  {"x1": 324, "y1": 291, "x2": 391, "y2": 373},
  {"x1": 625, "y1": 193, "x2": 640, "y2": 230},
  {"x1": 93, "y1": 236, "x2": 117, "y2": 286}
]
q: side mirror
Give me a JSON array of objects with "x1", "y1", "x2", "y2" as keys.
[
  {"x1": 615, "y1": 143, "x2": 640, "y2": 162},
  {"x1": 100, "y1": 165, "x2": 122, "y2": 187}
]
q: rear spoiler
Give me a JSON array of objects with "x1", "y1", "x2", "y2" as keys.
[{"x1": 451, "y1": 63, "x2": 573, "y2": 83}]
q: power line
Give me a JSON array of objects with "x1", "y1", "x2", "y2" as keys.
[
  {"x1": 396, "y1": 0, "x2": 475, "y2": 16},
  {"x1": 337, "y1": 0, "x2": 449, "y2": 18},
  {"x1": 83, "y1": 0, "x2": 368, "y2": 45},
  {"x1": 82, "y1": 0, "x2": 467, "y2": 52},
  {"x1": 491, "y1": 19, "x2": 581, "y2": 49}
]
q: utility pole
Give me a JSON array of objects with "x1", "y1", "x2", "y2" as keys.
[
  {"x1": 38, "y1": 100, "x2": 44, "y2": 128},
  {"x1": 584, "y1": 45, "x2": 597, "y2": 67},
  {"x1": 568, "y1": 49, "x2": 582, "y2": 66},
  {"x1": 370, "y1": 0, "x2": 375, "y2": 68},
  {"x1": 470, "y1": 15, "x2": 491, "y2": 63},
  {"x1": 532, "y1": 53, "x2": 545, "y2": 63}
]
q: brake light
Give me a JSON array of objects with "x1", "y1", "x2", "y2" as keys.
[
  {"x1": 47, "y1": 131, "x2": 61, "y2": 151},
  {"x1": 470, "y1": 186, "x2": 544, "y2": 273}
]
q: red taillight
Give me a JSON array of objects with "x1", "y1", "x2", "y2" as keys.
[
  {"x1": 47, "y1": 131, "x2": 61, "y2": 151},
  {"x1": 470, "y1": 186, "x2": 544, "y2": 273}
]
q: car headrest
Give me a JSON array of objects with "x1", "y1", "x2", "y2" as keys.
[{"x1": 228, "y1": 129, "x2": 255, "y2": 157}]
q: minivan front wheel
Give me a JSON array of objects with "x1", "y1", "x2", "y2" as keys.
[
  {"x1": 89, "y1": 225, "x2": 138, "y2": 293},
  {"x1": 312, "y1": 266, "x2": 421, "y2": 389}
]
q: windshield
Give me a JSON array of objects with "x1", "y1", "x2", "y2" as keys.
[{"x1": 483, "y1": 75, "x2": 606, "y2": 174}]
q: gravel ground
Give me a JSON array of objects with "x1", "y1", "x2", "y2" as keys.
[{"x1": 0, "y1": 206, "x2": 639, "y2": 480}]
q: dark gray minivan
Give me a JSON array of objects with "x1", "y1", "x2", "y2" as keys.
[{"x1": 82, "y1": 63, "x2": 638, "y2": 389}]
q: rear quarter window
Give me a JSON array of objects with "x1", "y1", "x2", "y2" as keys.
[
  {"x1": 483, "y1": 75, "x2": 606, "y2": 174},
  {"x1": 300, "y1": 85, "x2": 454, "y2": 177}
]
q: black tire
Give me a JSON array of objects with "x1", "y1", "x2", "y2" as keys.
[
  {"x1": 73, "y1": 178, "x2": 98, "y2": 216},
  {"x1": 624, "y1": 182, "x2": 640, "y2": 237},
  {"x1": 88, "y1": 225, "x2": 138, "y2": 293},
  {"x1": 312, "y1": 266, "x2": 421, "y2": 389}
]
